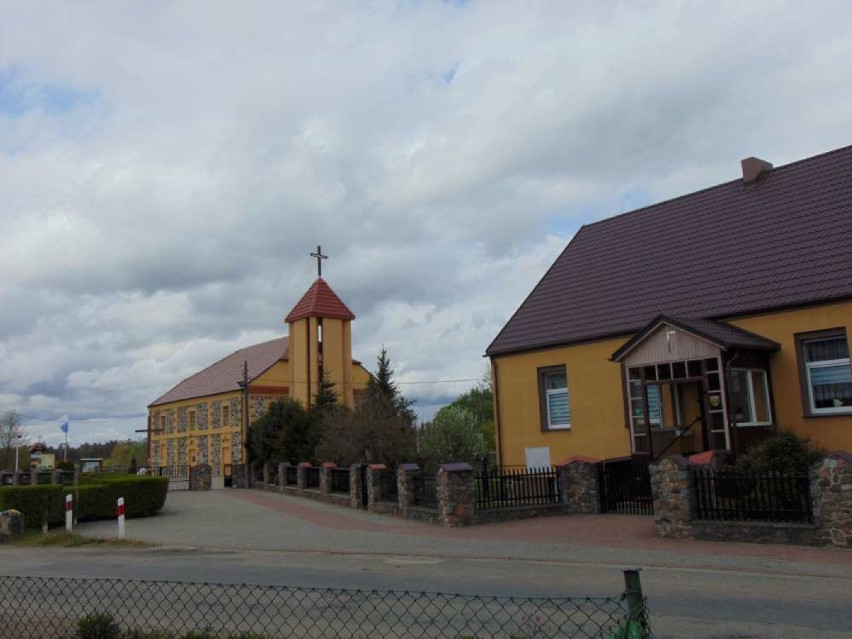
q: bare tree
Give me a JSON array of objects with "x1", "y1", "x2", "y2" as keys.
[{"x1": 0, "y1": 411, "x2": 26, "y2": 470}]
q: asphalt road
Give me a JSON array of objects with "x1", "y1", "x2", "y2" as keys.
[{"x1": 1, "y1": 489, "x2": 850, "y2": 638}]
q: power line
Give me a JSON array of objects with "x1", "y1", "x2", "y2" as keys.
[{"x1": 17, "y1": 413, "x2": 147, "y2": 423}]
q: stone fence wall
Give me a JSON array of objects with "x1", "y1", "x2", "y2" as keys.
[
  {"x1": 249, "y1": 459, "x2": 598, "y2": 527},
  {"x1": 651, "y1": 451, "x2": 851, "y2": 548}
]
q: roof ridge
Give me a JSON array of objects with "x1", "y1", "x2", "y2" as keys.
[{"x1": 581, "y1": 143, "x2": 852, "y2": 232}]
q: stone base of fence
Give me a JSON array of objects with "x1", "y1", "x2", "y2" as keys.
[
  {"x1": 472, "y1": 503, "x2": 573, "y2": 525},
  {"x1": 651, "y1": 451, "x2": 851, "y2": 547},
  {"x1": 248, "y1": 459, "x2": 598, "y2": 527}
]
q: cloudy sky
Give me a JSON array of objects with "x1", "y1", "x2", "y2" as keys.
[{"x1": 2, "y1": 1, "x2": 851, "y2": 447}]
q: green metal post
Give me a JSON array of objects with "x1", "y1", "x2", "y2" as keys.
[{"x1": 623, "y1": 568, "x2": 649, "y2": 638}]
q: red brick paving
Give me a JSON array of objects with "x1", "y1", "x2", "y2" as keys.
[{"x1": 224, "y1": 489, "x2": 852, "y2": 566}]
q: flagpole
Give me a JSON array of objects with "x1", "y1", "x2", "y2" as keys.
[{"x1": 64, "y1": 428, "x2": 68, "y2": 462}]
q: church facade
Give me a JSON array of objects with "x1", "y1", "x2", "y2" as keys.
[{"x1": 147, "y1": 276, "x2": 372, "y2": 474}]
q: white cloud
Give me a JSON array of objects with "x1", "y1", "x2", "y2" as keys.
[{"x1": 1, "y1": 1, "x2": 852, "y2": 442}]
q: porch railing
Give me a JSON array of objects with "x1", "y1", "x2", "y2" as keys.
[{"x1": 693, "y1": 468, "x2": 812, "y2": 524}]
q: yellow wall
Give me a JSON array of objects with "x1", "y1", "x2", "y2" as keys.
[
  {"x1": 148, "y1": 390, "x2": 244, "y2": 471},
  {"x1": 492, "y1": 300, "x2": 852, "y2": 465},
  {"x1": 492, "y1": 337, "x2": 631, "y2": 466},
  {"x1": 322, "y1": 318, "x2": 354, "y2": 406},
  {"x1": 288, "y1": 319, "x2": 310, "y2": 407},
  {"x1": 729, "y1": 300, "x2": 852, "y2": 452}
]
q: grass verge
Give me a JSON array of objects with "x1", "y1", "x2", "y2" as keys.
[{"x1": 8, "y1": 530, "x2": 153, "y2": 548}]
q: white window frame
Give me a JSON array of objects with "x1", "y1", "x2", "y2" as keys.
[
  {"x1": 539, "y1": 366, "x2": 571, "y2": 431},
  {"x1": 801, "y1": 334, "x2": 852, "y2": 416},
  {"x1": 730, "y1": 368, "x2": 773, "y2": 426}
]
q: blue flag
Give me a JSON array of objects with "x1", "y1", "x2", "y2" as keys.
[{"x1": 58, "y1": 415, "x2": 69, "y2": 434}]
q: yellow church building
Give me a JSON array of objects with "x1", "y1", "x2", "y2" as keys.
[{"x1": 147, "y1": 273, "x2": 371, "y2": 477}]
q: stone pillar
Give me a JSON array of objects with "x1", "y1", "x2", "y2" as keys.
[
  {"x1": 297, "y1": 462, "x2": 310, "y2": 491},
  {"x1": 437, "y1": 462, "x2": 474, "y2": 527},
  {"x1": 650, "y1": 455, "x2": 694, "y2": 539},
  {"x1": 277, "y1": 463, "x2": 287, "y2": 489},
  {"x1": 12, "y1": 471, "x2": 20, "y2": 486},
  {"x1": 350, "y1": 464, "x2": 365, "y2": 508},
  {"x1": 190, "y1": 463, "x2": 212, "y2": 490},
  {"x1": 558, "y1": 457, "x2": 601, "y2": 513},
  {"x1": 320, "y1": 462, "x2": 336, "y2": 496},
  {"x1": 262, "y1": 462, "x2": 270, "y2": 486},
  {"x1": 51, "y1": 469, "x2": 62, "y2": 485},
  {"x1": 366, "y1": 464, "x2": 386, "y2": 511},
  {"x1": 398, "y1": 463, "x2": 419, "y2": 514},
  {"x1": 811, "y1": 451, "x2": 852, "y2": 547}
]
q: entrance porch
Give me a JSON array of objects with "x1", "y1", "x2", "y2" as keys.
[{"x1": 612, "y1": 316, "x2": 780, "y2": 461}]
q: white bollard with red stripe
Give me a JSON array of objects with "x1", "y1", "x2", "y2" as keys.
[
  {"x1": 65, "y1": 494, "x2": 73, "y2": 532},
  {"x1": 117, "y1": 497, "x2": 126, "y2": 539}
]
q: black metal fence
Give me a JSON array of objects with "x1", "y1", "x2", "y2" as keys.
[
  {"x1": 413, "y1": 474, "x2": 438, "y2": 509},
  {"x1": 0, "y1": 575, "x2": 651, "y2": 639},
  {"x1": 285, "y1": 464, "x2": 298, "y2": 486},
  {"x1": 598, "y1": 459, "x2": 653, "y2": 516},
  {"x1": 330, "y1": 467, "x2": 350, "y2": 493},
  {"x1": 693, "y1": 468, "x2": 812, "y2": 523},
  {"x1": 475, "y1": 466, "x2": 561, "y2": 510},
  {"x1": 305, "y1": 466, "x2": 320, "y2": 489},
  {"x1": 380, "y1": 469, "x2": 400, "y2": 503}
]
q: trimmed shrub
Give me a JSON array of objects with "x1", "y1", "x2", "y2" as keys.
[
  {"x1": 70, "y1": 477, "x2": 168, "y2": 519},
  {"x1": 0, "y1": 477, "x2": 168, "y2": 528},
  {"x1": 735, "y1": 427, "x2": 826, "y2": 475},
  {"x1": 0, "y1": 485, "x2": 64, "y2": 529}
]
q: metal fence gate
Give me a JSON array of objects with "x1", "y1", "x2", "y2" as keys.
[{"x1": 598, "y1": 458, "x2": 653, "y2": 515}]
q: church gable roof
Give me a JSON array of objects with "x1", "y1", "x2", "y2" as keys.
[
  {"x1": 487, "y1": 144, "x2": 852, "y2": 357},
  {"x1": 149, "y1": 336, "x2": 289, "y2": 407},
  {"x1": 285, "y1": 277, "x2": 355, "y2": 323}
]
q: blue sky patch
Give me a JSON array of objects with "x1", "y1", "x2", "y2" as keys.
[
  {"x1": 0, "y1": 65, "x2": 101, "y2": 117},
  {"x1": 547, "y1": 185, "x2": 656, "y2": 236}
]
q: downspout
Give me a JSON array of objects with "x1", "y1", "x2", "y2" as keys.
[
  {"x1": 491, "y1": 359, "x2": 503, "y2": 465},
  {"x1": 724, "y1": 347, "x2": 742, "y2": 457}
]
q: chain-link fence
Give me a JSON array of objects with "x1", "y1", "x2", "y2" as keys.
[{"x1": 0, "y1": 574, "x2": 651, "y2": 638}]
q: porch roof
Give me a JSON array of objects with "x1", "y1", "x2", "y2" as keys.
[{"x1": 611, "y1": 315, "x2": 780, "y2": 363}]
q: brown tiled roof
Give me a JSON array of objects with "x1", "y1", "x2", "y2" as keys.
[
  {"x1": 285, "y1": 277, "x2": 355, "y2": 323},
  {"x1": 487, "y1": 145, "x2": 852, "y2": 357},
  {"x1": 149, "y1": 337, "x2": 289, "y2": 407},
  {"x1": 611, "y1": 315, "x2": 780, "y2": 362}
]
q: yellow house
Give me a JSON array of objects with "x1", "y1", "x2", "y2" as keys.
[
  {"x1": 147, "y1": 276, "x2": 372, "y2": 475},
  {"x1": 487, "y1": 146, "x2": 852, "y2": 467}
]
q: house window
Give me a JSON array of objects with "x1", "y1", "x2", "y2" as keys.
[
  {"x1": 189, "y1": 411, "x2": 197, "y2": 431},
  {"x1": 159, "y1": 415, "x2": 166, "y2": 431},
  {"x1": 729, "y1": 369, "x2": 772, "y2": 425},
  {"x1": 222, "y1": 405, "x2": 230, "y2": 428},
  {"x1": 797, "y1": 330, "x2": 852, "y2": 415},
  {"x1": 538, "y1": 366, "x2": 570, "y2": 430}
]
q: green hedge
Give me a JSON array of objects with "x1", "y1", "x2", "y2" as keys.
[
  {"x1": 0, "y1": 477, "x2": 168, "y2": 529},
  {"x1": 0, "y1": 485, "x2": 64, "y2": 529}
]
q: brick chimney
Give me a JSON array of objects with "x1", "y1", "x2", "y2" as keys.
[{"x1": 741, "y1": 156, "x2": 773, "y2": 183}]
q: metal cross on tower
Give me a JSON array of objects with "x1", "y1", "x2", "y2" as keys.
[{"x1": 310, "y1": 245, "x2": 328, "y2": 277}]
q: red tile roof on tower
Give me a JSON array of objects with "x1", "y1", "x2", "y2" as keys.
[
  {"x1": 285, "y1": 277, "x2": 356, "y2": 323},
  {"x1": 148, "y1": 337, "x2": 289, "y2": 407},
  {"x1": 487, "y1": 144, "x2": 852, "y2": 357}
]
